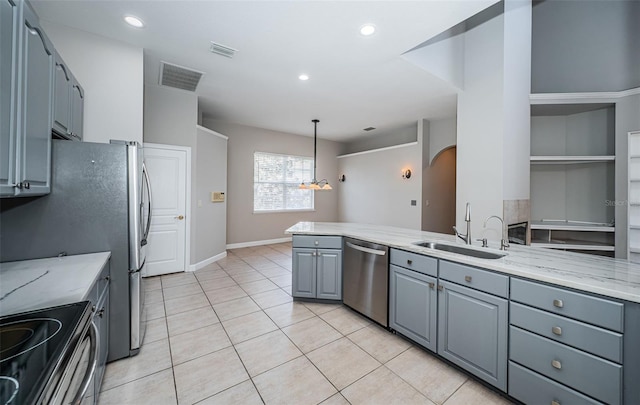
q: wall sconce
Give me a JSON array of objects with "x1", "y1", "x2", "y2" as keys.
[
  {"x1": 338, "y1": 174, "x2": 346, "y2": 182},
  {"x1": 402, "y1": 169, "x2": 412, "y2": 179}
]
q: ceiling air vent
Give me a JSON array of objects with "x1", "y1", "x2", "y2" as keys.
[
  {"x1": 209, "y1": 42, "x2": 238, "y2": 58},
  {"x1": 363, "y1": 127, "x2": 376, "y2": 131},
  {"x1": 159, "y1": 61, "x2": 204, "y2": 92}
]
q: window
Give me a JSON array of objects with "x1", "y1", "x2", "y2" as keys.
[{"x1": 254, "y1": 152, "x2": 314, "y2": 212}]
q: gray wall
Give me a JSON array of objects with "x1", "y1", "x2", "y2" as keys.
[
  {"x1": 144, "y1": 84, "x2": 227, "y2": 266},
  {"x1": 532, "y1": 0, "x2": 640, "y2": 93},
  {"x1": 194, "y1": 126, "x2": 227, "y2": 262},
  {"x1": 202, "y1": 119, "x2": 340, "y2": 246}
]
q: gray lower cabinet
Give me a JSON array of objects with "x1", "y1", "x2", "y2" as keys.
[
  {"x1": 389, "y1": 264, "x2": 437, "y2": 352},
  {"x1": 292, "y1": 235, "x2": 342, "y2": 300},
  {"x1": 0, "y1": 0, "x2": 53, "y2": 197},
  {"x1": 437, "y1": 262, "x2": 508, "y2": 391},
  {"x1": 509, "y1": 277, "x2": 625, "y2": 405},
  {"x1": 83, "y1": 259, "x2": 110, "y2": 405}
]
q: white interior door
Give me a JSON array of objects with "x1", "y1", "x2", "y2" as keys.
[{"x1": 143, "y1": 144, "x2": 189, "y2": 277}]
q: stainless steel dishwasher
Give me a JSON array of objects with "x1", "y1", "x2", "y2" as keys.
[{"x1": 343, "y1": 237, "x2": 389, "y2": 327}]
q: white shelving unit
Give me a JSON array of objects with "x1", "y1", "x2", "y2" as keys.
[
  {"x1": 628, "y1": 131, "x2": 640, "y2": 263},
  {"x1": 530, "y1": 98, "x2": 616, "y2": 256},
  {"x1": 531, "y1": 220, "x2": 615, "y2": 252}
]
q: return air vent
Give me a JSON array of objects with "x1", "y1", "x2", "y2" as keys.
[
  {"x1": 209, "y1": 42, "x2": 238, "y2": 58},
  {"x1": 158, "y1": 61, "x2": 204, "y2": 92},
  {"x1": 363, "y1": 127, "x2": 376, "y2": 131}
]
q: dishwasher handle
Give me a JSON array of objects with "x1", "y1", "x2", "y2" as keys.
[{"x1": 346, "y1": 241, "x2": 387, "y2": 256}]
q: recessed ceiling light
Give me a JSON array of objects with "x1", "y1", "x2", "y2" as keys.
[
  {"x1": 124, "y1": 15, "x2": 145, "y2": 28},
  {"x1": 298, "y1": 74, "x2": 309, "y2": 81},
  {"x1": 360, "y1": 24, "x2": 376, "y2": 36}
]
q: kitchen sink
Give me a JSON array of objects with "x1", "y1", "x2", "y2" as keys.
[{"x1": 412, "y1": 241, "x2": 507, "y2": 259}]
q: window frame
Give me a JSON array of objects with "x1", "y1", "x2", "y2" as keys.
[{"x1": 253, "y1": 151, "x2": 315, "y2": 213}]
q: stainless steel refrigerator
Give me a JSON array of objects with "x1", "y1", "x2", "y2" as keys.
[{"x1": 0, "y1": 139, "x2": 152, "y2": 362}]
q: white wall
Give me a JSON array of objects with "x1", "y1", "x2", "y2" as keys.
[
  {"x1": 456, "y1": 0, "x2": 531, "y2": 241},
  {"x1": 337, "y1": 139, "x2": 422, "y2": 229},
  {"x1": 40, "y1": 22, "x2": 143, "y2": 144},
  {"x1": 194, "y1": 126, "x2": 227, "y2": 263},
  {"x1": 428, "y1": 118, "x2": 457, "y2": 164},
  {"x1": 202, "y1": 119, "x2": 340, "y2": 246},
  {"x1": 456, "y1": 9, "x2": 505, "y2": 240}
]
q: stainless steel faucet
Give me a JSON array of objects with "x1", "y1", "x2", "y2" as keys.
[
  {"x1": 453, "y1": 203, "x2": 472, "y2": 245},
  {"x1": 483, "y1": 215, "x2": 509, "y2": 250}
]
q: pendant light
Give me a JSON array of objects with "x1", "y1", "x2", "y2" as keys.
[{"x1": 300, "y1": 119, "x2": 332, "y2": 191}]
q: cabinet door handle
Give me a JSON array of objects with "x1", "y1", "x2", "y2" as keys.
[
  {"x1": 552, "y1": 326, "x2": 562, "y2": 336},
  {"x1": 464, "y1": 275, "x2": 472, "y2": 282},
  {"x1": 551, "y1": 359, "x2": 562, "y2": 370},
  {"x1": 437, "y1": 285, "x2": 444, "y2": 291},
  {"x1": 553, "y1": 299, "x2": 564, "y2": 308},
  {"x1": 407, "y1": 259, "x2": 413, "y2": 265},
  {"x1": 311, "y1": 251, "x2": 316, "y2": 256},
  {"x1": 23, "y1": 182, "x2": 30, "y2": 189},
  {"x1": 97, "y1": 308, "x2": 105, "y2": 317},
  {"x1": 551, "y1": 400, "x2": 561, "y2": 405},
  {"x1": 428, "y1": 282, "x2": 435, "y2": 289}
]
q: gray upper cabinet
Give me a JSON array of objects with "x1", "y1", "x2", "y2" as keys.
[
  {"x1": 292, "y1": 236, "x2": 342, "y2": 300},
  {"x1": 53, "y1": 51, "x2": 71, "y2": 136},
  {"x1": 70, "y1": 77, "x2": 83, "y2": 140},
  {"x1": 0, "y1": 0, "x2": 20, "y2": 196},
  {"x1": 53, "y1": 49, "x2": 83, "y2": 141},
  {"x1": 0, "y1": 0, "x2": 53, "y2": 197},
  {"x1": 437, "y1": 262, "x2": 508, "y2": 391}
]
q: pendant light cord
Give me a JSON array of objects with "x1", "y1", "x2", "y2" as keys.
[{"x1": 312, "y1": 119, "x2": 319, "y2": 182}]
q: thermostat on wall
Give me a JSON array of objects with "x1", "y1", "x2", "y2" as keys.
[{"x1": 211, "y1": 192, "x2": 225, "y2": 202}]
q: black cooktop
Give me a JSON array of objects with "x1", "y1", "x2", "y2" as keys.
[{"x1": 0, "y1": 302, "x2": 91, "y2": 405}]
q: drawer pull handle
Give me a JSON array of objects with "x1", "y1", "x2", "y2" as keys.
[
  {"x1": 428, "y1": 282, "x2": 435, "y2": 289},
  {"x1": 464, "y1": 275, "x2": 472, "y2": 282},
  {"x1": 553, "y1": 299, "x2": 564, "y2": 308},
  {"x1": 407, "y1": 259, "x2": 413, "y2": 265},
  {"x1": 551, "y1": 401, "x2": 561, "y2": 405},
  {"x1": 552, "y1": 326, "x2": 562, "y2": 336},
  {"x1": 551, "y1": 359, "x2": 562, "y2": 370},
  {"x1": 314, "y1": 240, "x2": 319, "y2": 245}
]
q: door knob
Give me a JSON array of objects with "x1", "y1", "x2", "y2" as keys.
[{"x1": 175, "y1": 215, "x2": 184, "y2": 220}]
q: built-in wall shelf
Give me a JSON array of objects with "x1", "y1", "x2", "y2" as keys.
[
  {"x1": 628, "y1": 131, "x2": 640, "y2": 263},
  {"x1": 530, "y1": 156, "x2": 614, "y2": 164},
  {"x1": 529, "y1": 100, "x2": 616, "y2": 257}
]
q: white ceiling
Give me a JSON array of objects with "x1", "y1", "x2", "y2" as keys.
[{"x1": 31, "y1": 0, "x2": 497, "y2": 142}]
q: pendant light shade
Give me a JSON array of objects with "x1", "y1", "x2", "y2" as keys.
[{"x1": 299, "y1": 119, "x2": 332, "y2": 191}]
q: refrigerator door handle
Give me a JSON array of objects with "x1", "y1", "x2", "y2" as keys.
[{"x1": 141, "y1": 162, "x2": 153, "y2": 247}]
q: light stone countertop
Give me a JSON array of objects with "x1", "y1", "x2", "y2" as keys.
[
  {"x1": 286, "y1": 222, "x2": 640, "y2": 303},
  {"x1": 0, "y1": 252, "x2": 111, "y2": 317}
]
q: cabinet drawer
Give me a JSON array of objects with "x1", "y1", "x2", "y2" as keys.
[
  {"x1": 510, "y1": 326, "x2": 622, "y2": 404},
  {"x1": 511, "y1": 278, "x2": 623, "y2": 332},
  {"x1": 510, "y1": 302, "x2": 622, "y2": 363},
  {"x1": 439, "y1": 260, "x2": 508, "y2": 298},
  {"x1": 390, "y1": 249, "x2": 437, "y2": 277},
  {"x1": 293, "y1": 235, "x2": 342, "y2": 249},
  {"x1": 509, "y1": 361, "x2": 602, "y2": 405}
]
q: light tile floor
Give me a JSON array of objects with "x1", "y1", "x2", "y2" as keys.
[{"x1": 98, "y1": 242, "x2": 515, "y2": 405}]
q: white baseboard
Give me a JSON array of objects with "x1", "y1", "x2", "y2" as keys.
[
  {"x1": 226, "y1": 237, "x2": 292, "y2": 250},
  {"x1": 188, "y1": 251, "x2": 227, "y2": 272}
]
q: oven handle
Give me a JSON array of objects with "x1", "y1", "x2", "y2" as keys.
[{"x1": 71, "y1": 321, "x2": 99, "y2": 405}]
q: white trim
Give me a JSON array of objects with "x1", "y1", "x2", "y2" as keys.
[
  {"x1": 143, "y1": 142, "x2": 192, "y2": 274},
  {"x1": 227, "y1": 237, "x2": 292, "y2": 250},
  {"x1": 253, "y1": 209, "x2": 316, "y2": 214},
  {"x1": 530, "y1": 87, "x2": 640, "y2": 104},
  {"x1": 336, "y1": 141, "x2": 418, "y2": 159},
  {"x1": 189, "y1": 251, "x2": 227, "y2": 272},
  {"x1": 196, "y1": 125, "x2": 229, "y2": 141}
]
